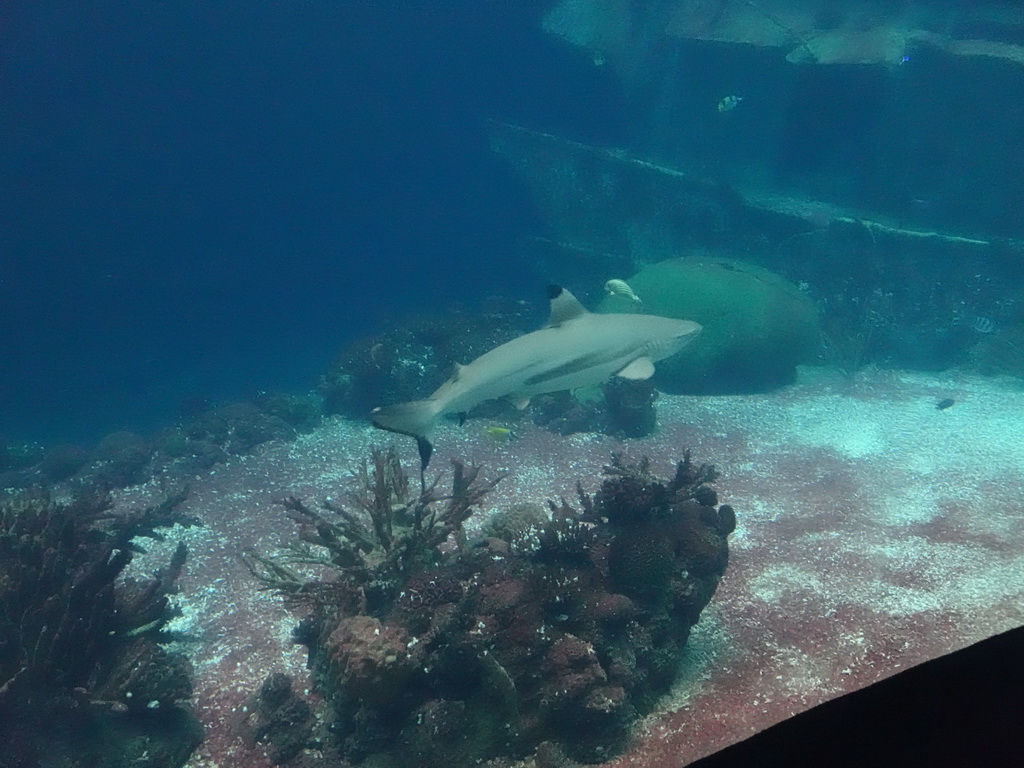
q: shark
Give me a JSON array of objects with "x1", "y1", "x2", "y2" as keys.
[{"x1": 371, "y1": 284, "x2": 702, "y2": 468}]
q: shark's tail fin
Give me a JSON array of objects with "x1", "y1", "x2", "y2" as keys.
[{"x1": 370, "y1": 399, "x2": 440, "y2": 470}]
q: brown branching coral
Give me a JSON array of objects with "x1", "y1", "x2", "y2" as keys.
[
  {"x1": 247, "y1": 447, "x2": 734, "y2": 768},
  {"x1": 587, "y1": 450, "x2": 721, "y2": 527},
  {"x1": 244, "y1": 446, "x2": 504, "y2": 613},
  {"x1": 0, "y1": 490, "x2": 202, "y2": 767}
]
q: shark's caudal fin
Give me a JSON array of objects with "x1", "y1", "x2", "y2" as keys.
[{"x1": 370, "y1": 399, "x2": 439, "y2": 470}]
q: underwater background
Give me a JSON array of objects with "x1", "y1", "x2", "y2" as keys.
[
  {"x1": 4, "y1": 0, "x2": 1024, "y2": 448},
  {"x1": 1, "y1": 1, "x2": 618, "y2": 443},
  {"x1": 3, "y1": 3, "x2": 1024, "y2": 768}
]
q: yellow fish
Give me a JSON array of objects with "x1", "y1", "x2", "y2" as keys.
[
  {"x1": 717, "y1": 95, "x2": 743, "y2": 112},
  {"x1": 604, "y1": 279, "x2": 642, "y2": 304},
  {"x1": 483, "y1": 426, "x2": 517, "y2": 442}
]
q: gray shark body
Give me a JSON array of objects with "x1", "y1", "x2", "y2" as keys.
[{"x1": 371, "y1": 285, "x2": 701, "y2": 467}]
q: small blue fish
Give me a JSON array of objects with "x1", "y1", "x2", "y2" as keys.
[{"x1": 717, "y1": 95, "x2": 743, "y2": 113}]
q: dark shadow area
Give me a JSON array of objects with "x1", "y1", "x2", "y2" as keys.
[{"x1": 692, "y1": 625, "x2": 1024, "y2": 768}]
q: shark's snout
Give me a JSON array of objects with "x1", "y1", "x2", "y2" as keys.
[{"x1": 654, "y1": 319, "x2": 702, "y2": 361}]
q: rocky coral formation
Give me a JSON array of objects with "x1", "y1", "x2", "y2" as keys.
[
  {"x1": 238, "y1": 673, "x2": 314, "y2": 765},
  {"x1": 0, "y1": 491, "x2": 202, "y2": 768},
  {"x1": 0, "y1": 391, "x2": 323, "y2": 493},
  {"x1": 599, "y1": 257, "x2": 819, "y2": 394},
  {"x1": 152, "y1": 394, "x2": 322, "y2": 474},
  {"x1": 248, "y1": 448, "x2": 734, "y2": 766}
]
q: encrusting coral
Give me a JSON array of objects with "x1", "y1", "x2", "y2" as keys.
[{"x1": 246, "y1": 447, "x2": 734, "y2": 767}]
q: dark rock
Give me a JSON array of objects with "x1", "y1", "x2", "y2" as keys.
[{"x1": 239, "y1": 673, "x2": 314, "y2": 765}]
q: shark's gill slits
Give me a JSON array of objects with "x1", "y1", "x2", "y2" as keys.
[{"x1": 645, "y1": 339, "x2": 672, "y2": 360}]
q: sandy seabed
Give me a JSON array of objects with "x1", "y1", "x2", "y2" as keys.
[{"x1": 115, "y1": 366, "x2": 1024, "y2": 767}]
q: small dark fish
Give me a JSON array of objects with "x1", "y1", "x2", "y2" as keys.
[{"x1": 935, "y1": 398, "x2": 956, "y2": 410}]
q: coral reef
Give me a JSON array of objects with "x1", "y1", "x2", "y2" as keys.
[
  {"x1": 153, "y1": 395, "x2": 322, "y2": 472},
  {"x1": 0, "y1": 392, "x2": 323, "y2": 493},
  {"x1": 317, "y1": 296, "x2": 534, "y2": 419},
  {"x1": 37, "y1": 443, "x2": 91, "y2": 482},
  {"x1": 0, "y1": 490, "x2": 202, "y2": 767},
  {"x1": 530, "y1": 390, "x2": 605, "y2": 436},
  {"x1": 527, "y1": 377, "x2": 658, "y2": 439},
  {"x1": 90, "y1": 430, "x2": 154, "y2": 487},
  {"x1": 248, "y1": 447, "x2": 734, "y2": 766},
  {"x1": 601, "y1": 378, "x2": 659, "y2": 438}
]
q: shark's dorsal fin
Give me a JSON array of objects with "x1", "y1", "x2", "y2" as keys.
[{"x1": 545, "y1": 285, "x2": 589, "y2": 327}]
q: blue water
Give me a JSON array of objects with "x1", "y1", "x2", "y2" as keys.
[
  {"x1": 5, "y1": 2, "x2": 1023, "y2": 449},
  {"x1": 1, "y1": 2, "x2": 626, "y2": 444}
]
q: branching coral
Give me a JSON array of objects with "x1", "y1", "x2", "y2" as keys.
[
  {"x1": 0, "y1": 490, "x2": 202, "y2": 767},
  {"x1": 244, "y1": 445, "x2": 504, "y2": 616},
  {"x1": 248, "y1": 447, "x2": 734, "y2": 767}
]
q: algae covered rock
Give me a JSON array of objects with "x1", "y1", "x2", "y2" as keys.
[{"x1": 599, "y1": 257, "x2": 819, "y2": 393}]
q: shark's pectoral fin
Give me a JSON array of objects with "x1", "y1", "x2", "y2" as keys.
[
  {"x1": 616, "y1": 357, "x2": 655, "y2": 380},
  {"x1": 508, "y1": 394, "x2": 531, "y2": 410}
]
